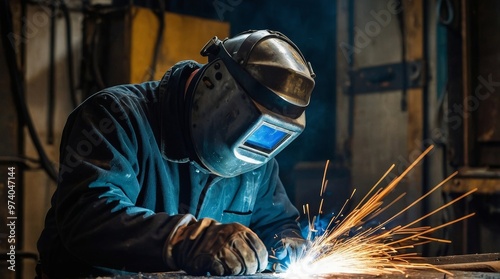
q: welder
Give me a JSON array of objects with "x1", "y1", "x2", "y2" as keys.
[{"x1": 37, "y1": 29, "x2": 315, "y2": 278}]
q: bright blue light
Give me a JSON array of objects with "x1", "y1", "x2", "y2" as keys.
[{"x1": 245, "y1": 124, "x2": 288, "y2": 152}]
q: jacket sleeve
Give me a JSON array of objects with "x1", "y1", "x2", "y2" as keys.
[
  {"x1": 54, "y1": 91, "x2": 182, "y2": 272},
  {"x1": 250, "y1": 159, "x2": 304, "y2": 248}
]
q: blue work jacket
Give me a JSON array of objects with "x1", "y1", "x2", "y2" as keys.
[{"x1": 37, "y1": 61, "x2": 301, "y2": 277}]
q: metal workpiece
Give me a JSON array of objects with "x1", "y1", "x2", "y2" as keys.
[
  {"x1": 94, "y1": 269, "x2": 500, "y2": 279},
  {"x1": 96, "y1": 254, "x2": 500, "y2": 279}
]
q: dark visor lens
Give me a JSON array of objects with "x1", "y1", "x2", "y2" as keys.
[{"x1": 244, "y1": 124, "x2": 289, "y2": 153}]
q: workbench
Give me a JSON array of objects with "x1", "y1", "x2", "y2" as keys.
[
  {"x1": 97, "y1": 270, "x2": 500, "y2": 279},
  {"x1": 94, "y1": 254, "x2": 500, "y2": 279}
]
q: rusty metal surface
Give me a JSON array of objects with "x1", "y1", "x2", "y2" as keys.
[{"x1": 423, "y1": 253, "x2": 500, "y2": 265}]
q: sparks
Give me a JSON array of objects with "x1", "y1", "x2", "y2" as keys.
[{"x1": 283, "y1": 145, "x2": 476, "y2": 277}]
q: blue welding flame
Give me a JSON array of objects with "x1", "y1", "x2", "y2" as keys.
[{"x1": 300, "y1": 214, "x2": 334, "y2": 240}]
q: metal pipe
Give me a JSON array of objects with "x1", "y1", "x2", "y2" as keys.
[{"x1": 60, "y1": 0, "x2": 78, "y2": 108}]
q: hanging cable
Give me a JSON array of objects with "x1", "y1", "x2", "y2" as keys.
[
  {"x1": 47, "y1": 0, "x2": 57, "y2": 144},
  {"x1": 1, "y1": 0, "x2": 58, "y2": 181},
  {"x1": 60, "y1": 0, "x2": 79, "y2": 108},
  {"x1": 0, "y1": 156, "x2": 42, "y2": 170},
  {"x1": 80, "y1": 4, "x2": 130, "y2": 97},
  {"x1": 437, "y1": 0, "x2": 455, "y2": 26},
  {"x1": 90, "y1": 17, "x2": 106, "y2": 89},
  {"x1": 145, "y1": 0, "x2": 166, "y2": 81}
]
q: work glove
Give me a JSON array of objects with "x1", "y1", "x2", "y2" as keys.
[
  {"x1": 165, "y1": 214, "x2": 268, "y2": 276},
  {"x1": 267, "y1": 236, "x2": 308, "y2": 273}
]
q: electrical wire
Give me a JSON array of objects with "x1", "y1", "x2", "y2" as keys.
[
  {"x1": 85, "y1": 1, "x2": 128, "y2": 92},
  {"x1": 1, "y1": 0, "x2": 58, "y2": 181},
  {"x1": 90, "y1": 17, "x2": 106, "y2": 90},
  {"x1": 437, "y1": 0, "x2": 454, "y2": 26},
  {"x1": 77, "y1": 3, "x2": 136, "y2": 98},
  {"x1": 60, "y1": 0, "x2": 79, "y2": 108},
  {"x1": 84, "y1": 4, "x2": 132, "y2": 91},
  {"x1": 0, "y1": 156, "x2": 42, "y2": 170},
  {"x1": 47, "y1": 0, "x2": 57, "y2": 144},
  {"x1": 145, "y1": 0, "x2": 166, "y2": 81},
  {"x1": 26, "y1": 0, "x2": 81, "y2": 108}
]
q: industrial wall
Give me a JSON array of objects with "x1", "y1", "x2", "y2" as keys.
[
  {"x1": 336, "y1": 0, "x2": 444, "y2": 255},
  {"x1": 335, "y1": 0, "x2": 500, "y2": 258}
]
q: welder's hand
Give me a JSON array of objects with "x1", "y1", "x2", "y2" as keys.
[
  {"x1": 165, "y1": 214, "x2": 268, "y2": 276},
  {"x1": 267, "y1": 237, "x2": 308, "y2": 272}
]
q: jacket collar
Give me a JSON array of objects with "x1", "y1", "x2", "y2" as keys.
[{"x1": 157, "y1": 60, "x2": 201, "y2": 163}]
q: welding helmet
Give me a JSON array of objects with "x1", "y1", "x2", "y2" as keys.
[{"x1": 187, "y1": 30, "x2": 315, "y2": 177}]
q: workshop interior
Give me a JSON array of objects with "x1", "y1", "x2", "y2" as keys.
[{"x1": 1, "y1": 0, "x2": 500, "y2": 278}]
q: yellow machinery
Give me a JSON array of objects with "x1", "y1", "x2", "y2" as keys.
[
  {"x1": 130, "y1": 7, "x2": 230, "y2": 83},
  {"x1": 82, "y1": 6, "x2": 229, "y2": 96}
]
